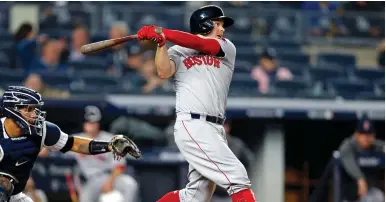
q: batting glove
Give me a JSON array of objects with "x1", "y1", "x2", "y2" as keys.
[{"x1": 137, "y1": 25, "x2": 166, "y2": 47}]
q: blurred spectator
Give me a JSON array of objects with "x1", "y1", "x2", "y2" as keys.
[
  {"x1": 302, "y1": 1, "x2": 347, "y2": 36},
  {"x1": 69, "y1": 26, "x2": 89, "y2": 62},
  {"x1": 376, "y1": 39, "x2": 384, "y2": 68},
  {"x1": 126, "y1": 45, "x2": 143, "y2": 71},
  {"x1": 251, "y1": 48, "x2": 293, "y2": 94},
  {"x1": 108, "y1": 22, "x2": 129, "y2": 77},
  {"x1": 343, "y1": 2, "x2": 384, "y2": 38},
  {"x1": 13, "y1": 22, "x2": 47, "y2": 69},
  {"x1": 0, "y1": 88, "x2": 4, "y2": 96},
  {"x1": 125, "y1": 45, "x2": 169, "y2": 94},
  {"x1": 141, "y1": 55, "x2": 167, "y2": 94},
  {"x1": 28, "y1": 39, "x2": 68, "y2": 73},
  {"x1": 24, "y1": 177, "x2": 48, "y2": 202},
  {"x1": 212, "y1": 120, "x2": 255, "y2": 202},
  {"x1": 24, "y1": 73, "x2": 70, "y2": 99},
  {"x1": 72, "y1": 106, "x2": 139, "y2": 202},
  {"x1": 338, "y1": 115, "x2": 385, "y2": 202},
  {"x1": 343, "y1": 1, "x2": 385, "y2": 12}
]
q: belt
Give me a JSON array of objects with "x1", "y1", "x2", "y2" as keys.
[{"x1": 190, "y1": 113, "x2": 226, "y2": 125}]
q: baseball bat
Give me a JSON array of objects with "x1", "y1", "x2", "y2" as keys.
[{"x1": 81, "y1": 27, "x2": 163, "y2": 55}]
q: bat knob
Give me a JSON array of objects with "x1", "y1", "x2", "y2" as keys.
[{"x1": 154, "y1": 27, "x2": 163, "y2": 34}]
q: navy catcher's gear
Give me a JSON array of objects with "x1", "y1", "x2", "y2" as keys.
[
  {"x1": 190, "y1": 5, "x2": 234, "y2": 35},
  {"x1": 1, "y1": 86, "x2": 46, "y2": 136}
]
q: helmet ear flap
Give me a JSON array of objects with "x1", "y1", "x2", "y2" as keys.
[{"x1": 199, "y1": 19, "x2": 214, "y2": 35}]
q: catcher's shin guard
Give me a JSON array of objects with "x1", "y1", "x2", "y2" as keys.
[
  {"x1": 157, "y1": 190, "x2": 180, "y2": 202},
  {"x1": 231, "y1": 189, "x2": 256, "y2": 202}
]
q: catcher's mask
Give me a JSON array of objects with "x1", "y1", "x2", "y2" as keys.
[{"x1": 1, "y1": 86, "x2": 46, "y2": 136}]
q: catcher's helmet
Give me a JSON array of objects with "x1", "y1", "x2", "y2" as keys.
[
  {"x1": 1, "y1": 86, "x2": 46, "y2": 136},
  {"x1": 190, "y1": 5, "x2": 234, "y2": 35}
]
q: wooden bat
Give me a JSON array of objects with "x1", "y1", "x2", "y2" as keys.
[{"x1": 81, "y1": 27, "x2": 163, "y2": 55}]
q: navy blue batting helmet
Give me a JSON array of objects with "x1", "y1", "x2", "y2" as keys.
[
  {"x1": 1, "y1": 86, "x2": 46, "y2": 136},
  {"x1": 190, "y1": 5, "x2": 234, "y2": 35}
]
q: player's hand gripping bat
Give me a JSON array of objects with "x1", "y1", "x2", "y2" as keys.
[{"x1": 80, "y1": 27, "x2": 163, "y2": 55}]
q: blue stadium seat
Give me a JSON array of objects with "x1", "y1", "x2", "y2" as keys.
[
  {"x1": 355, "y1": 91, "x2": 384, "y2": 101},
  {"x1": 317, "y1": 53, "x2": 356, "y2": 67},
  {"x1": 278, "y1": 53, "x2": 310, "y2": 65},
  {"x1": 310, "y1": 66, "x2": 346, "y2": 82},
  {"x1": 39, "y1": 73, "x2": 72, "y2": 89},
  {"x1": 234, "y1": 60, "x2": 253, "y2": 73},
  {"x1": 328, "y1": 79, "x2": 374, "y2": 99},
  {"x1": 80, "y1": 74, "x2": 119, "y2": 87},
  {"x1": 68, "y1": 57, "x2": 108, "y2": 72},
  {"x1": 0, "y1": 42, "x2": 13, "y2": 54},
  {"x1": 354, "y1": 68, "x2": 385, "y2": 82},
  {"x1": 268, "y1": 39, "x2": 301, "y2": 53},
  {"x1": 279, "y1": 62, "x2": 309, "y2": 78},
  {"x1": 236, "y1": 53, "x2": 257, "y2": 64},
  {"x1": 273, "y1": 78, "x2": 310, "y2": 97},
  {"x1": 0, "y1": 52, "x2": 9, "y2": 67},
  {"x1": 0, "y1": 69, "x2": 26, "y2": 85},
  {"x1": 0, "y1": 32, "x2": 12, "y2": 42},
  {"x1": 91, "y1": 34, "x2": 108, "y2": 43},
  {"x1": 229, "y1": 73, "x2": 258, "y2": 96}
]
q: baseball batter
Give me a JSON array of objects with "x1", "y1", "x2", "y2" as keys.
[{"x1": 137, "y1": 5, "x2": 256, "y2": 202}]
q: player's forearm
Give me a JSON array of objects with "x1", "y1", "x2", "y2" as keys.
[
  {"x1": 163, "y1": 29, "x2": 220, "y2": 56},
  {"x1": 155, "y1": 45, "x2": 174, "y2": 79},
  {"x1": 71, "y1": 136, "x2": 112, "y2": 154},
  {"x1": 341, "y1": 151, "x2": 364, "y2": 180}
]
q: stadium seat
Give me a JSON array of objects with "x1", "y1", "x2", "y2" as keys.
[
  {"x1": 68, "y1": 57, "x2": 108, "y2": 72},
  {"x1": 279, "y1": 62, "x2": 310, "y2": 78},
  {"x1": 229, "y1": 73, "x2": 258, "y2": 96},
  {"x1": 355, "y1": 91, "x2": 384, "y2": 101},
  {"x1": 0, "y1": 32, "x2": 12, "y2": 43},
  {"x1": 328, "y1": 79, "x2": 374, "y2": 100},
  {"x1": 310, "y1": 66, "x2": 346, "y2": 82},
  {"x1": 272, "y1": 78, "x2": 310, "y2": 97},
  {"x1": 0, "y1": 69, "x2": 26, "y2": 87},
  {"x1": 0, "y1": 52, "x2": 9, "y2": 67},
  {"x1": 237, "y1": 53, "x2": 257, "y2": 64},
  {"x1": 39, "y1": 73, "x2": 72, "y2": 89},
  {"x1": 277, "y1": 53, "x2": 310, "y2": 65},
  {"x1": 268, "y1": 39, "x2": 301, "y2": 53},
  {"x1": 317, "y1": 53, "x2": 356, "y2": 67},
  {"x1": 234, "y1": 60, "x2": 253, "y2": 73},
  {"x1": 354, "y1": 68, "x2": 385, "y2": 82}
]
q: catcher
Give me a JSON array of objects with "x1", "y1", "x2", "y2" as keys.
[{"x1": 0, "y1": 86, "x2": 141, "y2": 202}]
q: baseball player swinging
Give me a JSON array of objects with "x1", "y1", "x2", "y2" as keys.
[
  {"x1": 137, "y1": 5, "x2": 256, "y2": 202},
  {"x1": 0, "y1": 86, "x2": 141, "y2": 202}
]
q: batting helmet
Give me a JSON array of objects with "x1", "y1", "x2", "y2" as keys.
[{"x1": 190, "y1": 5, "x2": 234, "y2": 35}]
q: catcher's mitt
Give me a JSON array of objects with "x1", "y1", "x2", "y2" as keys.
[{"x1": 109, "y1": 135, "x2": 141, "y2": 160}]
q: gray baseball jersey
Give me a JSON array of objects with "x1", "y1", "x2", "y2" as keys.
[
  {"x1": 167, "y1": 38, "x2": 252, "y2": 202},
  {"x1": 70, "y1": 131, "x2": 124, "y2": 179},
  {"x1": 168, "y1": 38, "x2": 236, "y2": 117}
]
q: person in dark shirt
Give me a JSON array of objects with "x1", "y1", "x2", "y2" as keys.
[
  {"x1": 338, "y1": 115, "x2": 385, "y2": 202},
  {"x1": 12, "y1": 23, "x2": 47, "y2": 69},
  {"x1": 28, "y1": 39, "x2": 67, "y2": 73}
]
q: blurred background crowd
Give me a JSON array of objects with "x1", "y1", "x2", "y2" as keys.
[
  {"x1": 0, "y1": 1, "x2": 384, "y2": 202},
  {"x1": 0, "y1": 1, "x2": 384, "y2": 99}
]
